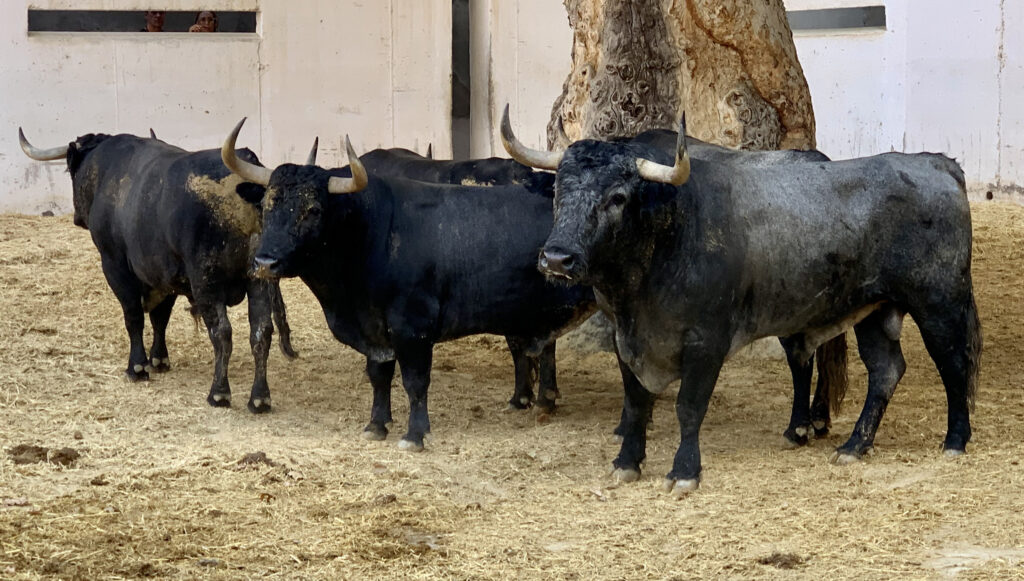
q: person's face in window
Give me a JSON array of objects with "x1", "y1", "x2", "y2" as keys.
[
  {"x1": 195, "y1": 11, "x2": 217, "y2": 32},
  {"x1": 145, "y1": 11, "x2": 165, "y2": 32}
]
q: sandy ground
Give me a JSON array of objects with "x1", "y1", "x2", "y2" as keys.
[{"x1": 1, "y1": 202, "x2": 1023, "y2": 580}]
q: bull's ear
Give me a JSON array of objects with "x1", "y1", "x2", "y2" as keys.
[{"x1": 236, "y1": 182, "x2": 267, "y2": 209}]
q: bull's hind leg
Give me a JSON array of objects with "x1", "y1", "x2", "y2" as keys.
[
  {"x1": 148, "y1": 295, "x2": 177, "y2": 372},
  {"x1": 505, "y1": 337, "x2": 537, "y2": 410},
  {"x1": 363, "y1": 359, "x2": 396, "y2": 440},
  {"x1": 270, "y1": 282, "x2": 298, "y2": 359},
  {"x1": 246, "y1": 280, "x2": 274, "y2": 414},
  {"x1": 395, "y1": 340, "x2": 433, "y2": 452},
  {"x1": 833, "y1": 308, "x2": 906, "y2": 463},
  {"x1": 779, "y1": 335, "x2": 814, "y2": 448},
  {"x1": 912, "y1": 293, "x2": 981, "y2": 455},
  {"x1": 100, "y1": 256, "x2": 150, "y2": 382},
  {"x1": 535, "y1": 342, "x2": 559, "y2": 413},
  {"x1": 198, "y1": 302, "x2": 233, "y2": 407}
]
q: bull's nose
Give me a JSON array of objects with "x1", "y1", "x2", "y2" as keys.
[
  {"x1": 252, "y1": 255, "x2": 280, "y2": 278},
  {"x1": 539, "y1": 248, "x2": 576, "y2": 278}
]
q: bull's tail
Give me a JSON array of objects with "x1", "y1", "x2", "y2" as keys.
[
  {"x1": 816, "y1": 333, "x2": 849, "y2": 415},
  {"x1": 965, "y1": 290, "x2": 982, "y2": 410},
  {"x1": 271, "y1": 282, "x2": 299, "y2": 359}
]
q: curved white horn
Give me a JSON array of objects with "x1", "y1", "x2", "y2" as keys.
[
  {"x1": 327, "y1": 136, "x2": 368, "y2": 195},
  {"x1": 306, "y1": 136, "x2": 319, "y2": 165},
  {"x1": 18, "y1": 128, "x2": 68, "y2": 161},
  {"x1": 221, "y1": 118, "x2": 272, "y2": 185},
  {"x1": 500, "y1": 104, "x2": 563, "y2": 170},
  {"x1": 635, "y1": 113, "x2": 691, "y2": 186}
]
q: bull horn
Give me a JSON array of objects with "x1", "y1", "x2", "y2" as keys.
[
  {"x1": 149, "y1": 128, "x2": 158, "y2": 139},
  {"x1": 18, "y1": 128, "x2": 68, "y2": 161},
  {"x1": 306, "y1": 136, "x2": 318, "y2": 165},
  {"x1": 221, "y1": 117, "x2": 272, "y2": 185},
  {"x1": 500, "y1": 104, "x2": 563, "y2": 170},
  {"x1": 426, "y1": 143, "x2": 433, "y2": 159},
  {"x1": 635, "y1": 113, "x2": 690, "y2": 185},
  {"x1": 326, "y1": 136, "x2": 368, "y2": 195}
]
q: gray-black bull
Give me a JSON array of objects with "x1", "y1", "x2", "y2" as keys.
[
  {"x1": 19, "y1": 128, "x2": 301, "y2": 412},
  {"x1": 503, "y1": 111, "x2": 981, "y2": 496},
  {"x1": 221, "y1": 119, "x2": 595, "y2": 450}
]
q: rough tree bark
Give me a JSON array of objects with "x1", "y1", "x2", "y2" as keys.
[
  {"x1": 549, "y1": 0, "x2": 816, "y2": 353},
  {"x1": 548, "y1": 0, "x2": 815, "y2": 151}
]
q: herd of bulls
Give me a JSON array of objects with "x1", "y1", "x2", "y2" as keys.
[{"x1": 19, "y1": 106, "x2": 980, "y2": 496}]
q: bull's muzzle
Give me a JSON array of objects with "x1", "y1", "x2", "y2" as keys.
[
  {"x1": 252, "y1": 255, "x2": 281, "y2": 280},
  {"x1": 538, "y1": 247, "x2": 579, "y2": 281}
]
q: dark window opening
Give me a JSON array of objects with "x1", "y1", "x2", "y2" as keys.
[
  {"x1": 28, "y1": 10, "x2": 257, "y2": 33},
  {"x1": 451, "y1": 0, "x2": 470, "y2": 160},
  {"x1": 787, "y1": 6, "x2": 886, "y2": 31}
]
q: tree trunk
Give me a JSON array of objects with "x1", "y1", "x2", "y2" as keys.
[
  {"x1": 550, "y1": 0, "x2": 815, "y2": 354},
  {"x1": 548, "y1": 0, "x2": 815, "y2": 151}
]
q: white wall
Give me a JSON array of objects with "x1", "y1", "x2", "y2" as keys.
[
  {"x1": 471, "y1": 0, "x2": 1024, "y2": 197},
  {"x1": 2, "y1": 0, "x2": 451, "y2": 214}
]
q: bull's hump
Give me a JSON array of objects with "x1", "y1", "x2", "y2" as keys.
[{"x1": 187, "y1": 173, "x2": 260, "y2": 235}]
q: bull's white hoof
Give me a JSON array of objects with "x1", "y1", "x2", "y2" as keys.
[
  {"x1": 543, "y1": 389, "x2": 558, "y2": 400},
  {"x1": 151, "y1": 357, "x2": 162, "y2": 367},
  {"x1": 662, "y1": 478, "x2": 699, "y2": 497},
  {"x1": 829, "y1": 451, "x2": 860, "y2": 465},
  {"x1": 611, "y1": 468, "x2": 640, "y2": 483},
  {"x1": 212, "y1": 393, "x2": 230, "y2": 403},
  {"x1": 812, "y1": 420, "x2": 828, "y2": 431},
  {"x1": 361, "y1": 429, "x2": 386, "y2": 441},
  {"x1": 612, "y1": 434, "x2": 624, "y2": 444},
  {"x1": 943, "y1": 448, "x2": 966, "y2": 458},
  {"x1": 781, "y1": 436, "x2": 803, "y2": 450},
  {"x1": 133, "y1": 364, "x2": 145, "y2": 373},
  {"x1": 519, "y1": 396, "x2": 530, "y2": 406},
  {"x1": 795, "y1": 426, "x2": 808, "y2": 437},
  {"x1": 397, "y1": 439, "x2": 424, "y2": 452}
]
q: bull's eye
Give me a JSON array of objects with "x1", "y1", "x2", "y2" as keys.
[{"x1": 607, "y1": 192, "x2": 628, "y2": 208}]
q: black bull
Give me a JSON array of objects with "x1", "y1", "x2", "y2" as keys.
[
  {"x1": 19, "y1": 129, "x2": 298, "y2": 412},
  {"x1": 504, "y1": 115, "x2": 981, "y2": 496},
  {"x1": 221, "y1": 120, "x2": 594, "y2": 450},
  {"x1": 368, "y1": 131, "x2": 848, "y2": 445}
]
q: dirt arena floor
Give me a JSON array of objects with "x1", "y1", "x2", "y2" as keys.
[{"x1": 1, "y1": 201, "x2": 1022, "y2": 580}]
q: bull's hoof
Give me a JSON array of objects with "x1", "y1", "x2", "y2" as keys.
[
  {"x1": 207, "y1": 392, "x2": 232, "y2": 407},
  {"x1": 661, "y1": 477, "x2": 699, "y2": 497},
  {"x1": 782, "y1": 426, "x2": 810, "y2": 449},
  {"x1": 942, "y1": 447, "x2": 966, "y2": 459},
  {"x1": 611, "y1": 467, "x2": 640, "y2": 483},
  {"x1": 149, "y1": 357, "x2": 171, "y2": 373},
  {"x1": 126, "y1": 364, "x2": 150, "y2": 382},
  {"x1": 812, "y1": 420, "x2": 830, "y2": 438},
  {"x1": 397, "y1": 439, "x2": 424, "y2": 452},
  {"x1": 611, "y1": 434, "x2": 624, "y2": 444},
  {"x1": 829, "y1": 451, "x2": 861, "y2": 465},
  {"x1": 505, "y1": 396, "x2": 532, "y2": 411},
  {"x1": 248, "y1": 397, "x2": 272, "y2": 414},
  {"x1": 361, "y1": 423, "x2": 388, "y2": 441}
]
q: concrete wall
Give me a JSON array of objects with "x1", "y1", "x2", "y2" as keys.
[
  {"x1": 2, "y1": 0, "x2": 451, "y2": 214},
  {"x1": 470, "y1": 0, "x2": 1023, "y2": 197}
]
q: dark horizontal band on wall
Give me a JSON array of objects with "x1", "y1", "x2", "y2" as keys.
[
  {"x1": 27, "y1": 10, "x2": 256, "y2": 33},
  {"x1": 788, "y1": 6, "x2": 886, "y2": 31}
]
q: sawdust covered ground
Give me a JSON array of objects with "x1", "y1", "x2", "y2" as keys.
[{"x1": 0, "y1": 202, "x2": 1022, "y2": 580}]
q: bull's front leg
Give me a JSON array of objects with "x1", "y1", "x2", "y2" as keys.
[
  {"x1": 611, "y1": 355, "x2": 655, "y2": 483},
  {"x1": 246, "y1": 280, "x2": 274, "y2": 413},
  {"x1": 148, "y1": 295, "x2": 177, "y2": 373},
  {"x1": 535, "y1": 342, "x2": 559, "y2": 413},
  {"x1": 395, "y1": 341, "x2": 433, "y2": 451},
  {"x1": 363, "y1": 359, "x2": 396, "y2": 440},
  {"x1": 665, "y1": 340, "x2": 727, "y2": 497}
]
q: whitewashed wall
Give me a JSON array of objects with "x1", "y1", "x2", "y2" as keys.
[
  {"x1": 471, "y1": 0, "x2": 1024, "y2": 197},
  {"x1": 1, "y1": 0, "x2": 451, "y2": 214}
]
